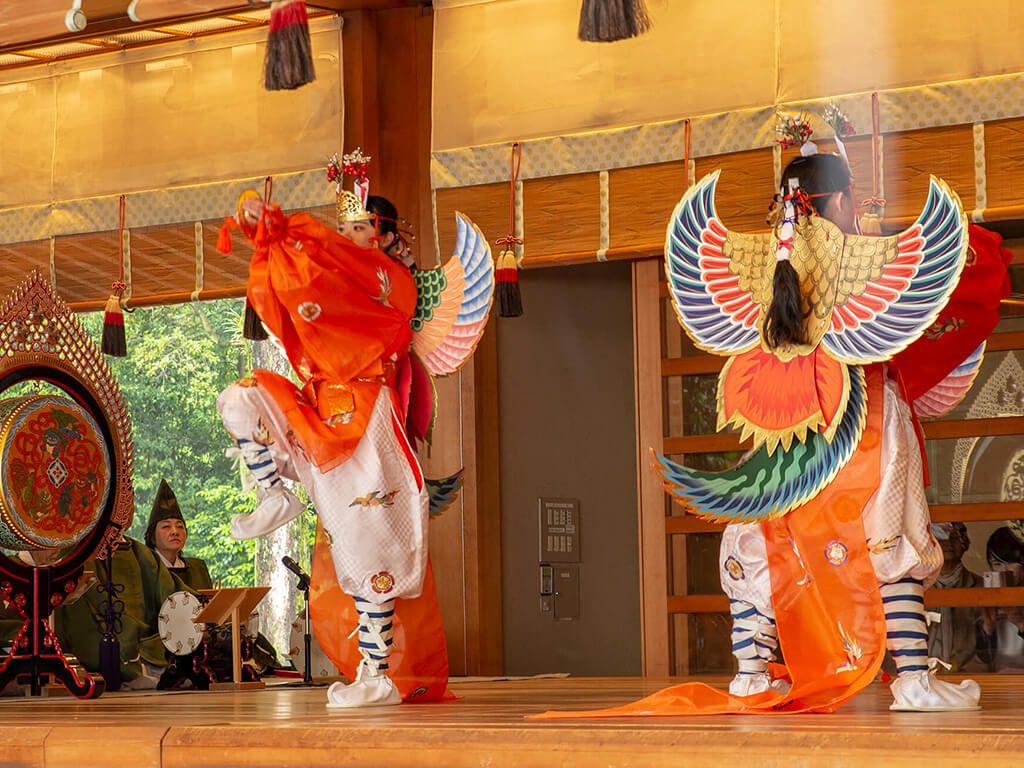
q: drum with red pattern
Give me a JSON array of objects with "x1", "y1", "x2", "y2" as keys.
[{"x1": 0, "y1": 395, "x2": 111, "y2": 550}]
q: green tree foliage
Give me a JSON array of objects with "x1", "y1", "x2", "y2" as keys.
[{"x1": 81, "y1": 301, "x2": 259, "y2": 587}]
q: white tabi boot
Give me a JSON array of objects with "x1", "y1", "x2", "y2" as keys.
[
  {"x1": 890, "y1": 660, "x2": 981, "y2": 711},
  {"x1": 882, "y1": 579, "x2": 980, "y2": 711},
  {"x1": 226, "y1": 438, "x2": 304, "y2": 540},
  {"x1": 326, "y1": 598, "x2": 401, "y2": 709}
]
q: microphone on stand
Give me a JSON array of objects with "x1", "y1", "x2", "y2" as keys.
[
  {"x1": 281, "y1": 556, "x2": 310, "y2": 590},
  {"x1": 281, "y1": 555, "x2": 313, "y2": 684}
]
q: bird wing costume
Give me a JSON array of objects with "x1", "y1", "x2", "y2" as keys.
[{"x1": 659, "y1": 171, "x2": 968, "y2": 522}]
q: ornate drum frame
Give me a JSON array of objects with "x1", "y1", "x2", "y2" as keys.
[{"x1": 0, "y1": 272, "x2": 134, "y2": 698}]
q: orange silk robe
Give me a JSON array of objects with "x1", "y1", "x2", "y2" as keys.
[{"x1": 246, "y1": 206, "x2": 416, "y2": 472}]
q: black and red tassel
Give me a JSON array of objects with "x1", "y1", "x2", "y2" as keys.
[
  {"x1": 101, "y1": 281, "x2": 127, "y2": 357},
  {"x1": 103, "y1": 196, "x2": 129, "y2": 357},
  {"x1": 244, "y1": 299, "x2": 269, "y2": 341},
  {"x1": 495, "y1": 249, "x2": 523, "y2": 318},
  {"x1": 494, "y1": 142, "x2": 524, "y2": 318},
  {"x1": 265, "y1": 0, "x2": 316, "y2": 91}
]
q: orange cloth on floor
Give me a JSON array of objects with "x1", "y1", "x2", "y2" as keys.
[
  {"x1": 532, "y1": 366, "x2": 886, "y2": 718},
  {"x1": 246, "y1": 205, "x2": 417, "y2": 472},
  {"x1": 310, "y1": 519, "x2": 452, "y2": 702}
]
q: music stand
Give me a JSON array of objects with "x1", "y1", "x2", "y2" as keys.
[{"x1": 194, "y1": 586, "x2": 270, "y2": 690}]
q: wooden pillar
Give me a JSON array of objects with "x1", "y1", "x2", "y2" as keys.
[
  {"x1": 412, "y1": 9, "x2": 435, "y2": 268},
  {"x1": 341, "y1": 9, "x2": 380, "y2": 166},
  {"x1": 421, "y1": 372, "x2": 469, "y2": 674},
  {"x1": 344, "y1": 6, "x2": 434, "y2": 266},
  {"x1": 375, "y1": 6, "x2": 436, "y2": 266},
  {"x1": 354, "y1": 6, "x2": 504, "y2": 674},
  {"x1": 633, "y1": 259, "x2": 669, "y2": 676},
  {"x1": 463, "y1": 319, "x2": 503, "y2": 675}
]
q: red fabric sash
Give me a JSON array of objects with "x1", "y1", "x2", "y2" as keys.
[{"x1": 251, "y1": 369, "x2": 383, "y2": 473}]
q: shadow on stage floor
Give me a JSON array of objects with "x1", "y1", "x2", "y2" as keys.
[{"x1": 1, "y1": 675, "x2": 1021, "y2": 767}]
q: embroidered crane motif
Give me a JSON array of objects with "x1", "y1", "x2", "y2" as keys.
[
  {"x1": 349, "y1": 490, "x2": 398, "y2": 508},
  {"x1": 867, "y1": 534, "x2": 901, "y2": 554}
]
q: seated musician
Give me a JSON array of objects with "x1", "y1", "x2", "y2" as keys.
[
  {"x1": 144, "y1": 479, "x2": 280, "y2": 680},
  {"x1": 52, "y1": 481, "x2": 216, "y2": 689},
  {"x1": 52, "y1": 533, "x2": 180, "y2": 689},
  {"x1": 145, "y1": 479, "x2": 213, "y2": 591}
]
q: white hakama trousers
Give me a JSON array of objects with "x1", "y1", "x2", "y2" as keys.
[
  {"x1": 720, "y1": 378, "x2": 942, "y2": 614},
  {"x1": 218, "y1": 381, "x2": 428, "y2": 605}
]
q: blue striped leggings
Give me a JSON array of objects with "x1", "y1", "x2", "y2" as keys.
[
  {"x1": 730, "y1": 599, "x2": 779, "y2": 675},
  {"x1": 880, "y1": 578, "x2": 929, "y2": 674},
  {"x1": 354, "y1": 597, "x2": 396, "y2": 671}
]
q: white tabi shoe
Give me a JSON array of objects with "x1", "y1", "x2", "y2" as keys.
[
  {"x1": 326, "y1": 660, "x2": 401, "y2": 709},
  {"x1": 229, "y1": 486, "x2": 305, "y2": 540},
  {"x1": 728, "y1": 671, "x2": 791, "y2": 697},
  {"x1": 889, "y1": 662, "x2": 980, "y2": 711}
]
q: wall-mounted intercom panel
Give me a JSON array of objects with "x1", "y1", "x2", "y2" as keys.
[
  {"x1": 538, "y1": 497, "x2": 580, "y2": 562},
  {"x1": 539, "y1": 498, "x2": 580, "y2": 619}
]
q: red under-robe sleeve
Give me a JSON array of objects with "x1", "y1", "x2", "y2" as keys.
[{"x1": 889, "y1": 223, "x2": 1011, "y2": 403}]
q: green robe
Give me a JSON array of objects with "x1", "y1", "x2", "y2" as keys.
[
  {"x1": 167, "y1": 557, "x2": 213, "y2": 592},
  {"x1": 53, "y1": 537, "x2": 183, "y2": 682}
]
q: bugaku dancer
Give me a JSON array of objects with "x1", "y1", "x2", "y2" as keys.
[{"x1": 217, "y1": 152, "x2": 494, "y2": 708}]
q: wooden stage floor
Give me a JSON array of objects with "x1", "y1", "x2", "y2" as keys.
[{"x1": 2, "y1": 675, "x2": 1023, "y2": 767}]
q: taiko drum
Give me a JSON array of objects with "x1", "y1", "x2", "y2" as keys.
[{"x1": 0, "y1": 395, "x2": 111, "y2": 551}]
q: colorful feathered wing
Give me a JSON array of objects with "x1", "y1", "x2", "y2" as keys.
[
  {"x1": 425, "y1": 469, "x2": 464, "y2": 518},
  {"x1": 405, "y1": 213, "x2": 493, "y2": 516},
  {"x1": 821, "y1": 177, "x2": 968, "y2": 364},
  {"x1": 411, "y1": 211, "x2": 495, "y2": 376},
  {"x1": 659, "y1": 171, "x2": 970, "y2": 523},
  {"x1": 663, "y1": 170, "x2": 762, "y2": 356},
  {"x1": 666, "y1": 173, "x2": 967, "y2": 366},
  {"x1": 405, "y1": 211, "x2": 495, "y2": 453},
  {"x1": 912, "y1": 342, "x2": 984, "y2": 419}
]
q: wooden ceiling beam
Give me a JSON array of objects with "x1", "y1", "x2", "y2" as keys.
[
  {"x1": 0, "y1": 13, "x2": 276, "y2": 71},
  {"x1": 0, "y1": 2, "x2": 139, "y2": 45},
  {"x1": 146, "y1": 26, "x2": 191, "y2": 39},
  {"x1": 308, "y1": 1, "x2": 419, "y2": 10},
  {"x1": 127, "y1": 1, "x2": 252, "y2": 23},
  {"x1": 0, "y1": 0, "x2": 421, "y2": 52},
  {"x1": 0, "y1": 3, "x2": 253, "y2": 51},
  {"x1": 83, "y1": 1, "x2": 136, "y2": 23},
  {"x1": 0, "y1": 4, "x2": 88, "y2": 47},
  {"x1": 10, "y1": 50, "x2": 60, "y2": 61}
]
